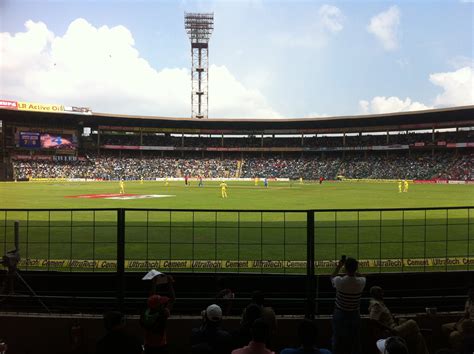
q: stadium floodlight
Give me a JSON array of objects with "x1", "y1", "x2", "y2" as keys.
[{"x1": 184, "y1": 12, "x2": 214, "y2": 119}]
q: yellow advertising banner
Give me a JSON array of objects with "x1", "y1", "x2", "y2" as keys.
[
  {"x1": 17, "y1": 257, "x2": 474, "y2": 270},
  {"x1": 18, "y1": 101, "x2": 64, "y2": 113}
]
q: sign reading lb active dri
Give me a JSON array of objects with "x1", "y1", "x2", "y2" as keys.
[{"x1": 18, "y1": 101, "x2": 64, "y2": 113}]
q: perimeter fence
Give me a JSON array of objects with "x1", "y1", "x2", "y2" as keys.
[{"x1": 1, "y1": 206, "x2": 472, "y2": 274}]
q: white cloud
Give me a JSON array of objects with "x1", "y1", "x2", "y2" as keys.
[
  {"x1": 271, "y1": 4, "x2": 344, "y2": 49},
  {"x1": 318, "y1": 5, "x2": 344, "y2": 33},
  {"x1": 359, "y1": 64, "x2": 474, "y2": 114},
  {"x1": 359, "y1": 96, "x2": 431, "y2": 114},
  {"x1": 367, "y1": 6, "x2": 400, "y2": 51},
  {"x1": 0, "y1": 18, "x2": 281, "y2": 118},
  {"x1": 430, "y1": 66, "x2": 474, "y2": 107}
]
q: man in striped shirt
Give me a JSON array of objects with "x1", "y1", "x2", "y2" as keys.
[{"x1": 331, "y1": 256, "x2": 366, "y2": 354}]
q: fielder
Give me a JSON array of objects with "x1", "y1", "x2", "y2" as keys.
[
  {"x1": 403, "y1": 180, "x2": 409, "y2": 193},
  {"x1": 220, "y1": 181, "x2": 228, "y2": 198},
  {"x1": 119, "y1": 179, "x2": 125, "y2": 194}
]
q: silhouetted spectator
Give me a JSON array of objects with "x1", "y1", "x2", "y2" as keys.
[
  {"x1": 330, "y1": 256, "x2": 365, "y2": 354},
  {"x1": 215, "y1": 277, "x2": 235, "y2": 316},
  {"x1": 368, "y1": 286, "x2": 428, "y2": 354},
  {"x1": 191, "y1": 304, "x2": 233, "y2": 354},
  {"x1": 442, "y1": 287, "x2": 474, "y2": 352},
  {"x1": 233, "y1": 304, "x2": 263, "y2": 349},
  {"x1": 280, "y1": 319, "x2": 332, "y2": 354},
  {"x1": 231, "y1": 318, "x2": 274, "y2": 354},
  {"x1": 140, "y1": 293, "x2": 173, "y2": 354},
  {"x1": 96, "y1": 311, "x2": 142, "y2": 354}
]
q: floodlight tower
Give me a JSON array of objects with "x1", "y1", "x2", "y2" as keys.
[{"x1": 185, "y1": 12, "x2": 214, "y2": 119}]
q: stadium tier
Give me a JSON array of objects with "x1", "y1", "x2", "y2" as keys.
[{"x1": 0, "y1": 105, "x2": 473, "y2": 181}]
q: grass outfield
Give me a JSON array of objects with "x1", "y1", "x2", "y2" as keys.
[{"x1": 0, "y1": 180, "x2": 473, "y2": 274}]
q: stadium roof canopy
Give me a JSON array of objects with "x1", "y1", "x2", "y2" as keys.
[{"x1": 1, "y1": 105, "x2": 473, "y2": 134}]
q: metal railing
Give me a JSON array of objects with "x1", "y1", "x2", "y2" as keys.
[
  {"x1": 0, "y1": 207, "x2": 472, "y2": 274},
  {"x1": 0, "y1": 206, "x2": 472, "y2": 316}
]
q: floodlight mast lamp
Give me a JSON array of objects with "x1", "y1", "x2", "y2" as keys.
[{"x1": 185, "y1": 12, "x2": 214, "y2": 119}]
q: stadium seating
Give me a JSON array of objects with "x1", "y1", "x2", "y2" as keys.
[{"x1": 12, "y1": 152, "x2": 473, "y2": 180}]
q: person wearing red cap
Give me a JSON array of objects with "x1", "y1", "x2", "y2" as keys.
[{"x1": 140, "y1": 275, "x2": 175, "y2": 354}]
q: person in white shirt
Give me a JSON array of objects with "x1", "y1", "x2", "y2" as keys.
[{"x1": 330, "y1": 256, "x2": 366, "y2": 354}]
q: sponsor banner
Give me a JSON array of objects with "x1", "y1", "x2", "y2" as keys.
[
  {"x1": 0, "y1": 99, "x2": 18, "y2": 110},
  {"x1": 437, "y1": 141, "x2": 447, "y2": 146},
  {"x1": 436, "y1": 179, "x2": 449, "y2": 184},
  {"x1": 18, "y1": 101, "x2": 64, "y2": 113},
  {"x1": 30, "y1": 177, "x2": 67, "y2": 182},
  {"x1": 373, "y1": 144, "x2": 409, "y2": 150},
  {"x1": 447, "y1": 143, "x2": 457, "y2": 148},
  {"x1": 64, "y1": 106, "x2": 92, "y2": 115},
  {"x1": 413, "y1": 180, "x2": 437, "y2": 184},
  {"x1": 17, "y1": 257, "x2": 474, "y2": 270},
  {"x1": 102, "y1": 145, "x2": 141, "y2": 150},
  {"x1": 448, "y1": 180, "x2": 468, "y2": 185},
  {"x1": 155, "y1": 177, "x2": 254, "y2": 182},
  {"x1": 341, "y1": 178, "x2": 407, "y2": 183},
  {"x1": 139, "y1": 146, "x2": 175, "y2": 151},
  {"x1": 415, "y1": 142, "x2": 425, "y2": 147}
]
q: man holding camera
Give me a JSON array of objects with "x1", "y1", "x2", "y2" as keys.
[{"x1": 330, "y1": 256, "x2": 366, "y2": 354}]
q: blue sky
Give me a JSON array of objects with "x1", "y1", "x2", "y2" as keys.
[{"x1": 1, "y1": 0, "x2": 473, "y2": 118}]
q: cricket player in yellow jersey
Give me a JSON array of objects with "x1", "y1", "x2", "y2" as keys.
[
  {"x1": 299, "y1": 177, "x2": 303, "y2": 184},
  {"x1": 165, "y1": 177, "x2": 169, "y2": 186},
  {"x1": 119, "y1": 179, "x2": 125, "y2": 194},
  {"x1": 398, "y1": 180, "x2": 403, "y2": 193},
  {"x1": 220, "y1": 181, "x2": 228, "y2": 198},
  {"x1": 254, "y1": 177, "x2": 259, "y2": 186},
  {"x1": 140, "y1": 176, "x2": 144, "y2": 184},
  {"x1": 403, "y1": 180, "x2": 409, "y2": 193}
]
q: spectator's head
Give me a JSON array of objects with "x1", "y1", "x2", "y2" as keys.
[
  {"x1": 298, "y1": 319, "x2": 318, "y2": 347},
  {"x1": 204, "y1": 304, "x2": 223, "y2": 323},
  {"x1": 251, "y1": 291, "x2": 264, "y2": 306},
  {"x1": 250, "y1": 318, "x2": 269, "y2": 343},
  {"x1": 344, "y1": 257, "x2": 358, "y2": 275},
  {"x1": 261, "y1": 307, "x2": 276, "y2": 330},
  {"x1": 376, "y1": 336, "x2": 408, "y2": 354},
  {"x1": 370, "y1": 286, "x2": 384, "y2": 300},
  {"x1": 103, "y1": 311, "x2": 125, "y2": 331},
  {"x1": 242, "y1": 303, "x2": 262, "y2": 326}
]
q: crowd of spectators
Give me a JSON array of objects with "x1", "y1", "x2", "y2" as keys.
[
  {"x1": 337, "y1": 153, "x2": 463, "y2": 180},
  {"x1": 240, "y1": 157, "x2": 341, "y2": 180},
  {"x1": 94, "y1": 259, "x2": 474, "y2": 354},
  {"x1": 12, "y1": 153, "x2": 473, "y2": 181},
  {"x1": 12, "y1": 156, "x2": 240, "y2": 180}
]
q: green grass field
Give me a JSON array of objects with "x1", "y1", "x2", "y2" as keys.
[{"x1": 0, "y1": 180, "x2": 473, "y2": 274}]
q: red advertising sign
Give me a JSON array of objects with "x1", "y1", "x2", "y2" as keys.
[{"x1": 0, "y1": 99, "x2": 18, "y2": 110}]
